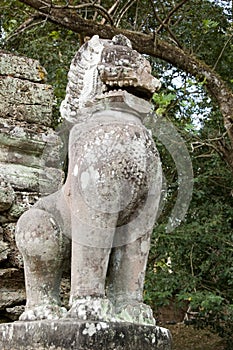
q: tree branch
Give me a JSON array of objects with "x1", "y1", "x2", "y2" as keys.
[
  {"x1": 192, "y1": 135, "x2": 233, "y2": 174},
  {"x1": 100, "y1": 0, "x2": 122, "y2": 25},
  {"x1": 5, "y1": 14, "x2": 44, "y2": 42},
  {"x1": 213, "y1": 33, "x2": 233, "y2": 70},
  {"x1": 51, "y1": 2, "x2": 114, "y2": 25},
  {"x1": 149, "y1": 0, "x2": 183, "y2": 48},
  {"x1": 157, "y1": 0, "x2": 189, "y2": 34},
  {"x1": 114, "y1": 0, "x2": 137, "y2": 27}
]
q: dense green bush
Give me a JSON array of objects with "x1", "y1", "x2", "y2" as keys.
[{"x1": 145, "y1": 139, "x2": 233, "y2": 347}]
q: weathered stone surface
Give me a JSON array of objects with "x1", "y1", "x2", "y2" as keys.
[
  {"x1": 3, "y1": 223, "x2": 24, "y2": 268},
  {"x1": 15, "y1": 35, "x2": 163, "y2": 327},
  {"x1": 0, "y1": 240, "x2": 10, "y2": 262},
  {"x1": 0, "y1": 102, "x2": 53, "y2": 126},
  {"x1": 0, "y1": 145, "x2": 41, "y2": 170},
  {"x1": 0, "y1": 51, "x2": 64, "y2": 321},
  {"x1": 0, "y1": 269, "x2": 25, "y2": 290},
  {"x1": 0, "y1": 76, "x2": 52, "y2": 105},
  {"x1": 5, "y1": 306, "x2": 25, "y2": 322},
  {"x1": 0, "y1": 163, "x2": 64, "y2": 194},
  {"x1": 0, "y1": 51, "x2": 47, "y2": 82},
  {"x1": 0, "y1": 203, "x2": 28, "y2": 223},
  {"x1": 0, "y1": 321, "x2": 172, "y2": 350},
  {"x1": 0, "y1": 122, "x2": 64, "y2": 168},
  {"x1": 0, "y1": 291, "x2": 25, "y2": 310},
  {"x1": 0, "y1": 122, "x2": 46, "y2": 152},
  {"x1": 0, "y1": 77, "x2": 53, "y2": 126},
  {"x1": 0, "y1": 269, "x2": 25, "y2": 310},
  {"x1": 0, "y1": 179, "x2": 15, "y2": 211}
]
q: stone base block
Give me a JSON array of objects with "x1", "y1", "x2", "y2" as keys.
[{"x1": 0, "y1": 320, "x2": 172, "y2": 350}]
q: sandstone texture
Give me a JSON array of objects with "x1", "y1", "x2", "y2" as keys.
[
  {"x1": 0, "y1": 320, "x2": 172, "y2": 350},
  {"x1": 0, "y1": 51, "x2": 64, "y2": 322}
]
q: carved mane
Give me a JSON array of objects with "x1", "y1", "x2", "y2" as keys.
[{"x1": 60, "y1": 36, "x2": 105, "y2": 122}]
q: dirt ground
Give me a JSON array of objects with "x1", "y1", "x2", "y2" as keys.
[{"x1": 165, "y1": 323, "x2": 226, "y2": 350}]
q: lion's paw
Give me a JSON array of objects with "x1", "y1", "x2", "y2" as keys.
[
  {"x1": 19, "y1": 304, "x2": 67, "y2": 321},
  {"x1": 116, "y1": 302, "x2": 155, "y2": 325},
  {"x1": 67, "y1": 297, "x2": 115, "y2": 322}
]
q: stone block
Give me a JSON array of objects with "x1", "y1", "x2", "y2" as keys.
[
  {"x1": 0, "y1": 51, "x2": 47, "y2": 82},
  {"x1": 0, "y1": 269, "x2": 25, "y2": 310},
  {"x1": 0, "y1": 163, "x2": 64, "y2": 194},
  {"x1": 0, "y1": 320, "x2": 172, "y2": 350},
  {"x1": 0, "y1": 51, "x2": 65, "y2": 322},
  {"x1": 0, "y1": 240, "x2": 10, "y2": 262},
  {"x1": 0, "y1": 76, "x2": 53, "y2": 126},
  {"x1": 0, "y1": 76, "x2": 53, "y2": 106},
  {"x1": 0, "y1": 101, "x2": 53, "y2": 126}
]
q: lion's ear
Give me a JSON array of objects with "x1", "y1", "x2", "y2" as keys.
[
  {"x1": 112, "y1": 34, "x2": 132, "y2": 48},
  {"x1": 87, "y1": 35, "x2": 103, "y2": 53}
]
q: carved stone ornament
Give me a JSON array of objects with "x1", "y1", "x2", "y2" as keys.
[{"x1": 15, "y1": 35, "x2": 163, "y2": 327}]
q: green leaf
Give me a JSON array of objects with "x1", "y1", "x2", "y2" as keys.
[
  {"x1": 202, "y1": 19, "x2": 219, "y2": 30},
  {"x1": 152, "y1": 92, "x2": 176, "y2": 107}
]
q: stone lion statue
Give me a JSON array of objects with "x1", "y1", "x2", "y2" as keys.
[{"x1": 15, "y1": 34, "x2": 162, "y2": 325}]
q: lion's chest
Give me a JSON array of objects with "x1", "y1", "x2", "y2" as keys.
[{"x1": 66, "y1": 119, "x2": 160, "y2": 216}]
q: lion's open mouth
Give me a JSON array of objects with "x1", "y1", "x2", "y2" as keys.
[{"x1": 103, "y1": 81, "x2": 153, "y2": 101}]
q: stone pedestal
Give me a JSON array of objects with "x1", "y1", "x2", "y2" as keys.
[{"x1": 0, "y1": 320, "x2": 172, "y2": 350}]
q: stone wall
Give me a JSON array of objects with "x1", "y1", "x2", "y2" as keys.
[{"x1": 0, "y1": 51, "x2": 65, "y2": 322}]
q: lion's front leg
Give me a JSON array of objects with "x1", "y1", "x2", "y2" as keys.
[
  {"x1": 107, "y1": 231, "x2": 155, "y2": 325},
  {"x1": 67, "y1": 242, "x2": 115, "y2": 321},
  {"x1": 106, "y1": 167, "x2": 162, "y2": 326},
  {"x1": 66, "y1": 199, "x2": 118, "y2": 322}
]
